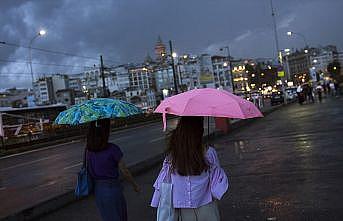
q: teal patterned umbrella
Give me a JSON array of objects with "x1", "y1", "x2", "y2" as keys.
[{"x1": 54, "y1": 98, "x2": 142, "y2": 125}]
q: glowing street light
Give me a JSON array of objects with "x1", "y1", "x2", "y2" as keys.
[
  {"x1": 172, "y1": 52, "x2": 177, "y2": 58},
  {"x1": 287, "y1": 31, "x2": 308, "y2": 47},
  {"x1": 29, "y1": 29, "x2": 47, "y2": 87},
  {"x1": 313, "y1": 59, "x2": 318, "y2": 63},
  {"x1": 39, "y1": 30, "x2": 46, "y2": 36},
  {"x1": 223, "y1": 62, "x2": 228, "y2": 67}
]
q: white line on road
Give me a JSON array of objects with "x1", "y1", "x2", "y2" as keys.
[
  {"x1": 38, "y1": 181, "x2": 57, "y2": 188},
  {"x1": 0, "y1": 140, "x2": 79, "y2": 160},
  {"x1": 63, "y1": 162, "x2": 82, "y2": 170},
  {"x1": 0, "y1": 155, "x2": 60, "y2": 171},
  {"x1": 149, "y1": 136, "x2": 165, "y2": 143},
  {"x1": 109, "y1": 135, "x2": 132, "y2": 142}
]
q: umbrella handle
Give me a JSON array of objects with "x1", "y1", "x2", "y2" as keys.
[{"x1": 163, "y1": 110, "x2": 167, "y2": 132}]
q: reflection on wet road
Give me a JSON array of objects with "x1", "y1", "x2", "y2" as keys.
[{"x1": 215, "y1": 97, "x2": 343, "y2": 220}]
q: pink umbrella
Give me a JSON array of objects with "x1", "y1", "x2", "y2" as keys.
[{"x1": 154, "y1": 88, "x2": 263, "y2": 131}]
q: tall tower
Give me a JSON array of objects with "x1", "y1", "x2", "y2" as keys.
[{"x1": 154, "y1": 35, "x2": 167, "y2": 61}]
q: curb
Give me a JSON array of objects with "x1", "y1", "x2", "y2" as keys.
[{"x1": 0, "y1": 103, "x2": 287, "y2": 221}]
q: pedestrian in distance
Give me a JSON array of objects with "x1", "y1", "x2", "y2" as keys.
[
  {"x1": 302, "y1": 84, "x2": 309, "y2": 102},
  {"x1": 329, "y1": 81, "x2": 336, "y2": 96},
  {"x1": 86, "y1": 118, "x2": 140, "y2": 221},
  {"x1": 326, "y1": 81, "x2": 331, "y2": 95},
  {"x1": 151, "y1": 116, "x2": 229, "y2": 221},
  {"x1": 308, "y1": 85, "x2": 315, "y2": 103},
  {"x1": 334, "y1": 81, "x2": 340, "y2": 96},
  {"x1": 297, "y1": 85, "x2": 304, "y2": 105},
  {"x1": 316, "y1": 84, "x2": 323, "y2": 103}
]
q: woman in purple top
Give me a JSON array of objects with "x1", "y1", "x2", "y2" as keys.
[
  {"x1": 87, "y1": 119, "x2": 140, "y2": 221},
  {"x1": 151, "y1": 116, "x2": 229, "y2": 220}
]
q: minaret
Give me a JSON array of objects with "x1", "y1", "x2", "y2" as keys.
[{"x1": 154, "y1": 35, "x2": 167, "y2": 61}]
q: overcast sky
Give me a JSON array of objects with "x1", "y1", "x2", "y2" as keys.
[{"x1": 1, "y1": 0, "x2": 342, "y2": 88}]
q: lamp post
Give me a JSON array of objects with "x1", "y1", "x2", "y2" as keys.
[
  {"x1": 220, "y1": 46, "x2": 235, "y2": 93},
  {"x1": 169, "y1": 40, "x2": 178, "y2": 94},
  {"x1": 29, "y1": 29, "x2": 46, "y2": 87},
  {"x1": 287, "y1": 31, "x2": 308, "y2": 48}
]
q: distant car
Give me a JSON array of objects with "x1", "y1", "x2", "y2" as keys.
[
  {"x1": 285, "y1": 88, "x2": 298, "y2": 102},
  {"x1": 270, "y1": 91, "x2": 284, "y2": 106}
]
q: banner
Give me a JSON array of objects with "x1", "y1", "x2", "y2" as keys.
[
  {"x1": 199, "y1": 68, "x2": 214, "y2": 84},
  {"x1": 278, "y1": 71, "x2": 285, "y2": 77}
]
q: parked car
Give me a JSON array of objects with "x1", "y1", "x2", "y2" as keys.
[{"x1": 270, "y1": 91, "x2": 284, "y2": 106}]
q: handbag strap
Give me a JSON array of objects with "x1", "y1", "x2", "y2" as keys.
[{"x1": 83, "y1": 148, "x2": 88, "y2": 169}]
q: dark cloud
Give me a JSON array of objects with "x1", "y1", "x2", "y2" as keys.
[{"x1": 0, "y1": 0, "x2": 342, "y2": 88}]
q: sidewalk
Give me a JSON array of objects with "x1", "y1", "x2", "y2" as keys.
[{"x1": 38, "y1": 97, "x2": 343, "y2": 221}]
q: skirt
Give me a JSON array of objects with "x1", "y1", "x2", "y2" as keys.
[
  {"x1": 174, "y1": 201, "x2": 220, "y2": 221},
  {"x1": 94, "y1": 179, "x2": 127, "y2": 221}
]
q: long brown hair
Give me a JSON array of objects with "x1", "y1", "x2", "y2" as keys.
[
  {"x1": 86, "y1": 118, "x2": 110, "y2": 152},
  {"x1": 167, "y1": 116, "x2": 208, "y2": 176}
]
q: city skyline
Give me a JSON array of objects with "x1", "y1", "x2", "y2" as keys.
[{"x1": 1, "y1": 0, "x2": 343, "y2": 88}]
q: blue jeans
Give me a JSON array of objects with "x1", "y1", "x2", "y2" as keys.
[{"x1": 94, "y1": 179, "x2": 127, "y2": 221}]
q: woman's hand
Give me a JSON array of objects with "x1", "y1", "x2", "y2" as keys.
[
  {"x1": 133, "y1": 184, "x2": 141, "y2": 193},
  {"x1": 119, "y1": 159, "x2": 141, "y2": 193}
]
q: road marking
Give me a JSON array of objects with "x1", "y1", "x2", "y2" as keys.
[
  {"x1": 0, "y1": 155, "x2": 60, "y2": 171},
  {"x1": 63, "y1": 162, "x2": 82, "y2": 170},
  {"x1": 109, "y1": 135, "x2": 132, "y2": 142},
  {"x1": 149, "y1": 136, "x2": 165, "y2": 143},
  {"x1": 38, "y1": 181, "x2": 57, "y2": 188},
  {"x1": 0, "y1": 140, "x2": 79, "y2": 160}
]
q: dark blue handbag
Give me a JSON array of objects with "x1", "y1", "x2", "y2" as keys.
[{"x1": 75, "y1": 149, "x2": 93, "y2": 197}]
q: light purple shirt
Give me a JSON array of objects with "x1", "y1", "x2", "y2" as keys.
[{"x1": 151, "y1": 147, "x2": 229, "y2": 208}]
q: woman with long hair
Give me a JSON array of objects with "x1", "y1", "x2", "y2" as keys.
[
  {"x1": 86, "y1": 118, "x2": 140, "y2": 221},
  {"x1": 151, "y1": 116, "x2": 229, "y2": 220}
]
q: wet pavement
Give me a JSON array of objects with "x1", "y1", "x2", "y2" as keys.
[{"x1": 39, "y1": 97, "x2": 343, "y2": 221}]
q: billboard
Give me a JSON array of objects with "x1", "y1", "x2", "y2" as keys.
[{"x1": 199, "y1": 68, "x2": 214, "y2": 84}]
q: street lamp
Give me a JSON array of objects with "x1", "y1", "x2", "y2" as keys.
[
  {"x1": 286, "y1": 31, "x2": 308, "y2": 47},
  {"x1": 29, "y1": 29, "x2": 46, "y2": 87},
  {"x1": 220, "y1": 46, "x2": 235, "y2": 93},
  {"x1": 169, "y1": 40, "x2": 178, "y2": 94}
]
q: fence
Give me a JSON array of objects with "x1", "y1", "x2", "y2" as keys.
[{"x1": 0, "y1": 113, "x2": 161, "y2": 151}]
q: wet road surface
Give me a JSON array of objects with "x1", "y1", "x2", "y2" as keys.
[{"x1": 39, "y1": 97, "x2": 343, "y2": 220}]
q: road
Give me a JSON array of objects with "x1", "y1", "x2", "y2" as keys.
[
  {"x1": 0, "y1": 118, "x2": 181, "y2": 219},
  {"x1": 0, "y1": 116, "x2": 219, "y2": 219},
  {"x1": 39, "y1": 97, "x2": 343, "y2": 220}
]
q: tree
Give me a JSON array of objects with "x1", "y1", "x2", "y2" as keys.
[{"x1": 327, "y1": 61, "x2": 342, "y2": 83}]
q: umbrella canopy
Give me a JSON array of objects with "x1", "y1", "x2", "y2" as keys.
[
  {"x1": 154, "y1": 88, "x2": 263, "y2": 130},
  {"x1": 55, "y1": 98, "x2": 142, "y2": 125}
]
